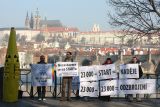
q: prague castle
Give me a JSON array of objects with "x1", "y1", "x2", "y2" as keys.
[{"x1": 25, "y1": 8, "x2": 63, "y2": 30}]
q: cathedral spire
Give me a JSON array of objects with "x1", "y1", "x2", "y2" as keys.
[
  {"x1": 36, "y1": 8, "x2": 39, "y2": 17},
  {"x1": 30, "y1": 12, "x2": 34, "y2": 29}
]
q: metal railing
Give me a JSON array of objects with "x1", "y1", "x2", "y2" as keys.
[
  {"x1": 19, "y1": 69, "x2": 160, "y2": 98},
  {"x1": 19, "y1": 69, "x2": 55, "y2": 98}
]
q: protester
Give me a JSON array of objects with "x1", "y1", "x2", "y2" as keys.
[
  {"x1": 127, "y1": 56, "x2": 143, "y2": 102},
  {"x1": 99, "y1": 58, "x2": 113, "y2": 101},
  {"x1": 37, "y1": 55, "x2": 47, "y2": 101},
  {"x1": 60, "y1": 51, "x2": 73, "y2": 101},
  {"x1": 81, "y1": 59, "x2": 92, "y2": 101}
]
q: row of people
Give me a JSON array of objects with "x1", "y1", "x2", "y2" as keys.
[{"x1": 36, "y1": 51, "x2": 143, "y2": 102}]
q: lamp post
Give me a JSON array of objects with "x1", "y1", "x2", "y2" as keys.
[
  {"x1": 95, "y1": 49, "x2": 100, "y2": 65},
  {"x1": 118, "y1": 47, "x2": 124, "y2": 62},
  {"x1": 131, "y1": 48, "x2": 135, "y2": 56}
]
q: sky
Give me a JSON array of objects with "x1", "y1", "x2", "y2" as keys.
[{"x1": 0, "y1": 0, "x2": 113, "y2": 31}]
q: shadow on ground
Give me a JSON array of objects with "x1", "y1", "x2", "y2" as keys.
[{"x1": 0, "y1": 98, "x2": 160, "y2": 107}]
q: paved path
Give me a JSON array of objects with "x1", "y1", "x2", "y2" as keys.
[{"x1": 0, "y1": 98, "x2": 160, "y2": 107}]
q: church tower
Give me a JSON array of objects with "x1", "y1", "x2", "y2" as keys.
[
  {"x1": 30, "y1": 13, "x2": 34, "y2": 29},
  {"x1": 92, "y1": 24, "x2": 100, "y2": 32},
  {"x1": 35, "y1": 8, "x2": 41, "y2": 29},
  {"x1": 25, "y1": 12, "x2": 30, "y2": 29}
]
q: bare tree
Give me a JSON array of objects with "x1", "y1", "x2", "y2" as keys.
[{"x1": 108, "y1": 0, "x2": 160, "y2": 36}]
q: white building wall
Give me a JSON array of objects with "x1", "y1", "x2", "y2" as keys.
[
  {"x1": 76, "y1": 32, "x2": 123, "y2": 45},
  {"x1": 0, "y1": 29, "x2": 40, "y2": 42}
]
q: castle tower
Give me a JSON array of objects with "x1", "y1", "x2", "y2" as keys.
[
  {"x1": 25, "y1": 12, "x2": 30, "y2": 29},
  {"x1": 97, "y1": 24, "x2": 100, "y2": 32},
  {"x1": 92, "y1": 24, "x2": 100, "y2": 32},
  {"x1": 35, "y1": 8, "x2": 41, "y2": 30}
]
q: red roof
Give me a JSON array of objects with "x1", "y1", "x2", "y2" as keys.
[{"x1": 40, "y1": 27, "x2": 79, "y2": 32}]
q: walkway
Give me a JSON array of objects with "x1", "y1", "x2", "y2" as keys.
[{"x1": 0, "y1": 98, "x2": 160, "y2": 107}]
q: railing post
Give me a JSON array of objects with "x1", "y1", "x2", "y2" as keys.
[
  {"x1": 144, "y1": 74, "x2": 150, "y2": 99},
  {"x1": 30, "y1": 86, "x2": 34, "y2": 98},
  {"x1": 54, "y1": 70, "x2": 57, "y2": 98}
]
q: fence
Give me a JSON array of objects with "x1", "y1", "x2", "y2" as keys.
[{"x1": 19, "y1": 69, "x2": 160, "y2": 98}]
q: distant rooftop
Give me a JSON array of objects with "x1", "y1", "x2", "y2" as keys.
[{"x1": 40, "y1": 20, "x2": 63, "y2": 27}]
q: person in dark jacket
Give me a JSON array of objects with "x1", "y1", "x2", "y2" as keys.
[
  {"x1": 37, "y1": 55, "x2": 47, "y2": 101},
  {"x1": 127, "y1": 56, "x2": 143, "y2": 102},
  {"x1": 99, "y1": 58, "x2": 113, "y2": 101}
]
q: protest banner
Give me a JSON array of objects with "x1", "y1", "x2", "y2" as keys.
[
  {"x1": 31, "y1": 64, "x2": 53, "y2": 86},
  {"x1": 56, "y1": 62, "x2": 78, "y2": 77},
  {"x1": 79, "y1": 66, "x2": 98, "y2": 82},
  {"x1": 97, "y1": 64, "x2": 117, "y2": 80},
  {"x1": 119, "y1": 64, "x2": 139, "y2": 79},
  {"x1": 80, "y1": 79, "x2": 156, "y2": 96},
  {"x1": 118, "y1": 79, "x2": 156, "y2": 94},
  {"x1": 79, "y1": 81, "x2": 99, "y2": 97},
  {"x1": 100, "y1": 80, "x2": 118, "y2": 96}
]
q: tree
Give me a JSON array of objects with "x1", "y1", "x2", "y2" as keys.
[
  {"x1": 108, "y1": 0, "x2": 160, "y2": 36},
  {"x1": 80, "y1": 37, "x2": 86, "y2": 44},
  {"x1": 19, "y1": 35, "x2": 27, "y2": 46},
  {"x1": 81, "y1": 59, "x2": 92, "y2": 66},
  {"x1": 16, "y1": 34, "x2": 20, "y2": 42},
  {"x1": 21, "y1": 35, "x2": 27, "y2": 42},
  {"x1": 126, "y1": 39, "x2": 135, "y2": 47},
  {"x1": 25, "y1": 53, "x2": 33, "y2": 66},
  {"x1": 35, "y1": 33, "x2": 45, "y2": 42},
  {"x1": 3, "y1": 34, "x2": 9, "y2": 42},
  {"x1": 48, "y1": 55, "x2": 59, "y2": 63}
]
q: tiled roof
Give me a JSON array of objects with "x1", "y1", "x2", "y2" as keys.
[
  {"x1": 40, "y1": 27, "x2": 79, "y2": 32},
  {"x1": 40, "y1": 20, "x2": 63, "y2": 27}
]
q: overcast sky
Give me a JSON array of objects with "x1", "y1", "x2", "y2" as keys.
[{"x1": 0, "y1": 0, "x2": 114, "y2": 31}]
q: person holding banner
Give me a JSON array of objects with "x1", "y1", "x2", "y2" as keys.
[
  {"x1": 60, "y1": 51, "x2": 73, "y2": 101},
  {"x1": 99, "y1": 58, "x2": 112, "y2": 101},
  {"x1": 127, "y1": 56, "x2": 143, "y2": 102},
  {"x1": 75, "y1": 59, "x2": 93, "y2": 101},
  {"x1": 81, "y1": 59, "x2": 93, "y2": 101},
  {"x1": 37, "y1": 55, "x2": 47, "y2": 101}
]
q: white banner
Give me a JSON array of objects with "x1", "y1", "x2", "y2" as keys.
[
  {"x1": 97, "y1": 64, "x2": 117, "y2": 80},
  {"x1": 79, "y1": 66, "x2": 98, "y2": 82},
  {"x1": 56, "y1": 62, "x2": 78, "y2": 77},
  {"x1": 119, "y1": 79, "x2": 156, "y2": 94},
  {"x1": 31, "y1": 64, "x2": 53, "y2": 86},
  {"x1": 79, "y1": 81, "x2": 99, "y2": 97},
  {"x1": 119, "y1": 64, "x2": 139, "y2": 79},
  {"x1": 100, "y1": 80, "x2": 118, "y2": 96},
  {"x1": 80, "y1": 79, "x2": 156, "y2": 96}
]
